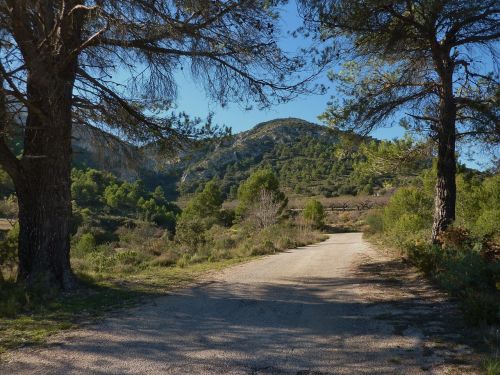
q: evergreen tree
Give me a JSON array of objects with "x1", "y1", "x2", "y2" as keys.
[
  {"x1": 303, "y1": 0, "x2": 499, "y2": 242},
  {"x1": 0, "y1": 1, "x2": 318, "y2": 289}
]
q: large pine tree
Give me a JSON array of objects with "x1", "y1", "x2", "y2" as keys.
[
  {"x1": 0, "y1": 0, "x2": 319, "y2": 289},
  {"x1": 302, "y1": 0, "x2": 499, "y2": 242}
]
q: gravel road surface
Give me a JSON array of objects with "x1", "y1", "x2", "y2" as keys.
[{"x1": 0, "y1": 233, "x2": 479, "y2": 374}]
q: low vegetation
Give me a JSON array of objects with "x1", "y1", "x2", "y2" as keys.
[
  {"x1": 0, "y1": 168, "x2": 326, "y2": 355},
  {"x1": 303, "y1": 199, "x2": 326, "y2": 229},
  {"x1": 484, "y1": 356, "x2": 500, "y2": 375},
  {"x1": 365, "y1": 168, "x2": 500, "y2": 326}
]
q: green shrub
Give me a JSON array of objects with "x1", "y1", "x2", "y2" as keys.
[
  {"x1": 460, "y1": 289, "x2": 499, "y2": 326},
  {"x1": 204, "y1": 225, "x2": 237, "y2": 250},
  {"x1": 303, "y1": 199, "x2": 326, "y2": 229},
  {"x1": 71, "y1": 168, "x2": 115, "y2": 207},
  {"x1": 72, "y1": 233, "x2": 96, "y2": 258},
  {"x1": 250, "y1": 240, "x2": 276, "y2": 255},
  {"x1": 236, "y1": 169, "x2": 286, "y2": 216},
  {"x1": 474, "y1": 209, "x2": 500, "y2": 238},
  {"x1": 175, "y1": 215, "x2": 207, "y2": 248},
  {"x1": 456, "y1": 174, "x2": 500, "y2": 239},
  {"x1": 360, "y1": 183, "x2": 374, "y2": 195},
  {"x1": 83, "y1": 244, "x2": 116, "y2": 273},
  {"x1": 383, "y1": 187, "x2": 433, "y2": 235},
  {"x1": 175, "y1": 181, "x2": 225, "y2": 248},
  {"x1": 137, "y1": 197, "x2": 177, "y2": 230},
  {"x1": 182, "y1": 180, "x2": 223, "y2": 220},
  {"x1": 0, "y1": 169, "x2": 15, "y2": 198},
  {"x1": 219, "y1": 209, "x2": 236, "y2": 227},
  {"x1": 365, "y1": 211, "x2": 383, "y2": 234},
  {"x1": 438, "y1": 250, "x2": 492, "y2": 292},
  {"x1": 484, "y1": 357, "x2": 500, "y2": 375},
  {"x1": 176, "y1": 253, "x2": 190, "y2": 268},
  {"x1": 0, "y1": 195, "x2": 18, "y2": 220},
  {"x1": 0, "y1": 223, "x2": 19, "y2": 280},
  {"x1": 406, "y1": 243, "x2": 443, "y2": 275},
  {"x1": 388, "y1": 213, "x2": 429, "y2": 247},
  {"x1": 275, "y1": 236, "x2": 295, "y2": 250},
  {"x1": 115, "y1": 250, "x2": 145, "y2": 266},
  {"x1": 207, "y1": 252, "x2": 228, "y2": 262},
  {"x1": 151, "y1": 210, "x2": 176, "y2": 230},
  {"x1": 117, "y1": 222, "x2": 158, "y2": 247}
]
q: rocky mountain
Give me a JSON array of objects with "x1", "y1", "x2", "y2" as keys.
[
  {"x1": 72, "y1": 118, "x2": 373, "y2": 199},
  {"x1": 72, "y1": 125, "x2": 143, "y2": 181},
  {"x1": 179, "y1": 119, "x2": 337, "y2": 182},
  {"x1": 72, "y1": 125, "x2": 181, "y2": 198},
  {"x1": 172, "y1": 118, "x2": 359, "y2": 197}
]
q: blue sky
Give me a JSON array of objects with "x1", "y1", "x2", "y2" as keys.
[
  {"x1": 170, "y1": 3, "x2": 406, "y2": 141},
  {"x1": 155, "y1": 2, "x2": 494, "y2": 170}
]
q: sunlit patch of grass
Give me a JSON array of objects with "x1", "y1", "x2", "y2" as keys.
[{"x1": 484, "y1": 356, "x2": 500, "y2": 375}]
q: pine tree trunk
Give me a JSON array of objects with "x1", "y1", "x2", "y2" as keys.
[
  {"x1": 431, "y1": 126, "x2": 456, "y2": 243},
  {"x1": 17, "y1": 168, "x2": 75, "y2": 289},
  {"x1": 16, "y1": 67, "x2": 77, "y2": 290},
  {"x1": 0, "y1": 2, "x2": 86, "y2": 290},
  {"x1": 431, "y1": 79, "x2": 457, "y2": 243}
]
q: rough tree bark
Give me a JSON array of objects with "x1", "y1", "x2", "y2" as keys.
[
  {"x1": 431, "y1": 116, "x2": 457, "y2": 243},
  {"x1": 16, "y1": 76, "x2": 77, "y2": 289},
  {"x1": 431, "y1": 61, "x2": 457, "y2": 243},
  {"x1": 3, "y1": 2, "x2": 85, "y2": 289}
]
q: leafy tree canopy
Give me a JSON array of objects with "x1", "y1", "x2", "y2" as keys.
[
  {"x1": 301, "y1": 0, "x2": 500, "y2": 241},
  {"x1": 354, "y1": 135, "x2": 433, "y2": 181},
  {"x1": 303, "y1": 199, "x2": 326, "y2": 229},
  {"x1": 175, "y1": 180, "x2": 224, "y2": 247},
  {"x1": 236, "y1": 169, "x2": 286, "y2": 215},
  {"x1": 182, "y1": 180, "x2": 224, "y2": 220}
]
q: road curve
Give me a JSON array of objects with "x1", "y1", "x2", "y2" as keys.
[{"x1": 1, "y1": 233, "x2": 477, "y2": 374}]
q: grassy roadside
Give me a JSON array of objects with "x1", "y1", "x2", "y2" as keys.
[
  {"x1": 0, "y1": 257, "x2": 253, "y2": 357},
  {"x1": 1, "y1": 225, "x2": 328, "y2": 358},
  {"x1": 364, "y1": 233, "x2": 500, "y2": 374}
]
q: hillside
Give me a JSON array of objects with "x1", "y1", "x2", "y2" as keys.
[
  {"x1": 172, "y1": 118, "x2": 370, "y2": 197},
  {"x1": 71, "y1": 125, "x2": 180, "y2": 199},
  {"x1": 71, "y1": 118, "x2": 380, "y2": 199}
]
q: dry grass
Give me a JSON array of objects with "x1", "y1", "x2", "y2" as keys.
[{"x1": 1, "y1": 219, "x2": 328, "y2": 357}]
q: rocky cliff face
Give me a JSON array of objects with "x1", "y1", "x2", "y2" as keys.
[{"x1": 72, "y1": 125, "x2": 145, "y2": 181}]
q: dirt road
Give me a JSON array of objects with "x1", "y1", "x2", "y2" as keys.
[{"x1": 1, "y1": 233, "x2": 479, "y2": 374}]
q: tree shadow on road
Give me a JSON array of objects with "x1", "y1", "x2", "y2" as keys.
[{"x1": 2, "y1": 253, "x2": 483, "y2": 374}]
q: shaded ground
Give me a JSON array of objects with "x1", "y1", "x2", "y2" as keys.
[{"x1": 0, "y1": 233, "x2": 481, "y2": 374}]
